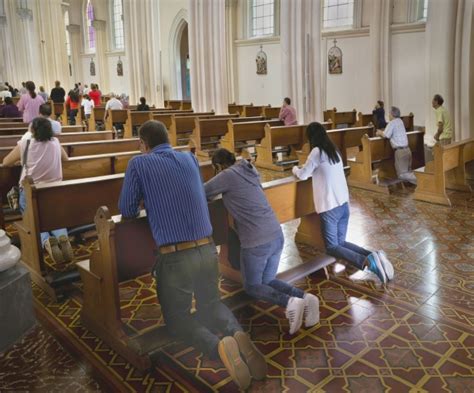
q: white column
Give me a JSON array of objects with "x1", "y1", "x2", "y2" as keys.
[
  {"x1": 370, "y1": 0, "x2": 392, "y2": 107},
  {"x1": 280, "y1": 0, "x2": 322, "y2": 124},
  {"x1": 188, "y1": 0, "x2": 228, "y2": 113},
  {"x1": 0, "y1": 13, "x2": 15, "y2": 83},
  {"x1": 92, "y1": 19, "x2": 109, "y2": 93},
  {"x1": 67, "y1": 24, "x2": 82, "y2": 85},
  {"x1": 225, "y1": 0, "x2": 238, "y2": 103},
  {"x1": 425, "y1": 0, "x2": 474, "y2": 141},
  {"x1": 35, "y1": 0, "x2": 70, "y2": 89},
  {"x1": 123, "y1": 0, "x2": 162, "y2": 106}
]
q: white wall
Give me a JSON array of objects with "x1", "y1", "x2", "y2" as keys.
[
  {"x1": 324, "y1": 35, "x2": 375, "y2": 113},
  {"x1": 391, "y1": 31, "x2": 426, "y2": 125},
  {"x1": 107, "y1": 53, "x2": 129, "y2": 96},
  {"x1": 235, "y1": 41, "x2": 282, "y2": 106}
]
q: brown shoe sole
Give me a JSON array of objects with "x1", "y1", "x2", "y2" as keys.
[
  {"x1": 45, "y1": 238, "x2": 65, "y2": 264},
  {"x1": 234, "y1": 331, "x2": 267, "y2": 381},
  {"x1": 218, "y1": 337, "x2": 251, "y2": 390}
]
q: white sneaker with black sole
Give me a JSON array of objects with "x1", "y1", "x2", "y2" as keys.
[{"x1": 285, "y1": 297, "x2": 305, "y2": 335}]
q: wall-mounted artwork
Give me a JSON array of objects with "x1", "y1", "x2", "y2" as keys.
[
  {"x1": 117, "y1": 57, "x2": 123, "y2": 77},
  {"x1": 328, "y1": 39, "x2": 342, "y2": 74},
  {"x1": 256, "y1": 45, "x2": 267, "y2": 75},
  {"x1": 90, "y1": 58, "x2": 96, "y2": 76}
]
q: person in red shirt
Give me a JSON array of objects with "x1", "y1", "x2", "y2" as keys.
[
  {"x1": 65, "y1": 90, "x2": 80, "y2": 125},
  {"x1": 88, "y1": 83, "x2": 102, "y2": 107}
]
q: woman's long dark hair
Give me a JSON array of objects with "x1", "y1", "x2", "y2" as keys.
[
  {"x1": 306, "y1": 122, "x2": 340, "y2": 165},
  {"x1": 25, "y1": 81, "x2": 36, "y2": 99},
  {"x1": 68, "y1": 89, "x2": 80, "y2": 103}
]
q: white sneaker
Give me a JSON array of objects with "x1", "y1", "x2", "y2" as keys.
[
  {"x1": 303, "y1": 293, "x2": 320, "y2": 328},
  {"x1": 285, "y1": 297, "x2": 305, "y2": 335},
  {"x1": 377, "y1": 250, "x2": 394, "y2": 281}
]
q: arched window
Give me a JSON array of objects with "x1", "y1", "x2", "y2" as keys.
[
  {"x1": 112, "y1": 0, "x2": 124, "y2": 50},
  {"x1": 86, "y1": 0, "x2": 95, "y2": 51},
  {"x1": 64, "y1": 10, "x2": 71, "y2": 56}
]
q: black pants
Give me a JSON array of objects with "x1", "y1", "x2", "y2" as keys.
[
  {"x1": 153, "y1": 242, "x2": 242, "y2": 356},
  {"x1": 69, "y1": 109, "x2": 78, "y2": 125}
]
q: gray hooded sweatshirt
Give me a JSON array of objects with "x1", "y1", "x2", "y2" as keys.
[{"x1": 204, "y1": 160, "x2": 282, "y2": 249}]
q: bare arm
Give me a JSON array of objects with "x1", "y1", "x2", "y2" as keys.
[
  {"x1": 2, "y1": 145, "x2": 21, "y2": 167},
  {"x1": 61, "y1": 147, "x2": 69, "y2": 161},
  {"x1": 434, "y1": 122, "x2": 443, "y2": 141}
]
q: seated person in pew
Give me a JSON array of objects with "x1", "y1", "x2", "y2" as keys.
[
  {"x1": 2, "y1": 117, "x2": 73, "y2": 264},
  {"x1": 292, "y1": 122, "x2": 394, "y2": 284},
  {"x1": 204, "y1": 148, "x2": 320, "y2": 335},
  {"x1": 0, "y1": 96, "x2": 22, "y2": 118},
  {"x1": 21, "y1": 103, "x2": 61, "y2": 141},
  {"x1": 432, "y1": 94, "x2": 453, "y2": 146},
  {"x1": 376, "y1": 106, "x2": 417, "y2": 185},
  {"x1": 136, "y1": 96, "x2": 150, "y2": 111},
  {"x1": 279, "y1": 97, "x2": 297, "y2": 126},
  {"x1": 118, "y1": 121, "x2": 266, "y2": 390},
  {"x1": 81, "y1": 94, "x2": 95, "y2": 122},
  {"x1": 372, "y1": 100, "x2": 387, "y2": 129},
  {"x1": 104, "y1": 93, "x2": 124, "y2": 129}
]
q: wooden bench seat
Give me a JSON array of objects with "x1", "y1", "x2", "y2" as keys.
[
  {"x1": 262, "y1": 106, "x2": 281, "y2": 119},
  {"x1": 0, "y1": 125, "x2": 84, "y2": 137},
  {"x1": 151, "y1": 111, "x2": 213, "y2": 130},
  {"x1": 0, "y1": 117, "x2": 23, "y2": 123},
  {"x1": 324, "y1": 108, "x2": 357, "y2": 128},
  {"x1": 220, "y1": 119, "x2": 284, "y2": 153},
  {"x1": 414, "y1": 139, "x2": 474, "y2": 206},
  {"x1": 0, "y1": 122, "x2": 30, "y2": 129},
  {"x1": 123, "y1": 110, "x2": 152, "y2": 139},
  {"x1": 0, "y1": 131, "x2": 115, "y2": 148},
  {"x1": 348, "y1": 131, "x2": 425, "y2": 193}
]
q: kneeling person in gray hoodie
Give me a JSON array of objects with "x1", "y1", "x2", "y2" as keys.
[{"x1": 204, "y1": 148, "x2": 320, "y2": 335}]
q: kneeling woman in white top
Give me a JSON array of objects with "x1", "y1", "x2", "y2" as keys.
[
  {"x1": 3, "y1": 117, "x2": 73, "y2": 265},
  {"x1": 292, "y1": 122, "x2": 394, "y2": 283}
]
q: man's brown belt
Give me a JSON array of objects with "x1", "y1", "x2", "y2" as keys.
[{"x1": 159, "y1": 237, "x2": 212, "y2": 254}]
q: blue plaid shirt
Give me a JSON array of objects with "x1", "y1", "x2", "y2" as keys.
[{"x1": 119, "y1": 143, "x2": 213, "y2": 246}]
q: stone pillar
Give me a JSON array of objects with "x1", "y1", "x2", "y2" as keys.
[
  {"x1": 35, "y1": 0, "x2": 70, "y2": 89},
  {"x1": 92, "y1": 19, "x2": 109, "y2": 93},
  {"x1": 123, "y1": 0, "x2": 162, "y2": 106},
  {"x1": 370, "y1": 0, "x2": 392, "y2": 108},
  {"x1": 424, "y1": 0, "x2": 474, "y2": 142},
  {"x1": 67, "y1": 24, "x2": 82, "y2": 85},
  {"x1": 188, "y1": 0, "x2": 228, "y2": 114},
  {"x1": 225, "y1": 0, "x2": 238, "y2": 103},
  {"x1": 0, "y1": 12, "x2": 15, "y2": 83},
  {"x1": 281, "y1": 0, "x2": 323, "y2": 123}
]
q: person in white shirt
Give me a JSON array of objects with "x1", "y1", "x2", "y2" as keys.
[
  {"x1": 376, "y1": 106, "x2": 417, "y2": 185},
  {"x1": 83, "y1": 84, "x2": 90, "y2": 95},
  {"x1": 21, "y1": 104, "x2": 61, "y2": 141},
  {"x1": 0, "y1": 86, "x2": 12, "y2": 100},
  {"x1": 292, "y1": 122, "x2": 394, "y2": 284},
  {"x1": 81, "y1": 94, "x2": 95, "y2": 120},
  {"x1": 103, "y1": 93, "x2": 124, "y2": 122}
]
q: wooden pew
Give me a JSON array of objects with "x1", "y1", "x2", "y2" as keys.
[
  {"x1": 151, "y1": 111, "x2": 207, "y2": 131},
  {"x1": 74, "y1": 174, "x2": 333, "y2": 370},
  {"x1": 164, "y1": 100, "x2": 192, "y2": 110},
  {"x1": 63, "y1": 139, "x2": 141, "y2": 157},
  {"x1": 356, "y1": 112, "x2": 415, "y2": 131},
  {"x1": 262, "y1": 106, "x2": 281, "y2": 119},
  {"x1": 414, "y1": 139, "x2": 474, "y2": 206},
  {"x1": 324, "y1": 108, "x2": 357, "y2": 127},
  {"x1": 88, "y1": 107, "x2": 106, "y2": 131},
  {"x1": 228, "y1": 103, "x2": 249, "y2": 115},
  {"x1": 0, "y1": 122, "x2": 30, "y2": 129},
  {"x1": 0, "y1": 131, "x2": 114, "y2": 148},
  {"x1": 0, "y1": 125, "x2": 84, "y2": 137},
  {"x1": 0, "y1": 117, "x2": 23, "y2": 123},
  {"x1": 169, "y1": 113, "x2": 239, "y2": 146},
  {"x1": 297, "y1": 125, "x2": 373, "y2": 166},
  {"x1": 401, "y1": 113, "x2": 415, "y2": 131},
  {"x1": 220, "y1": 119, "x2": 284, "y2": 153},
  {"x1": 105, "y1": 109, "x2": 128, "y2": 132},
  {"x1": 255, "y1": 122, "x2": 332, "y2": 171},
  {"x1": 243, "y1": 105, "x2": 266, "y2": 117},
  {"x1": 191, "y1": 117, "x2": 267, "y2": 158},
  {"x1": 123, "y1": 111, "x2": 152, "y2": 139},
  {"x1": 347, "y1": 131, "x2": 425, "y2": 194}
]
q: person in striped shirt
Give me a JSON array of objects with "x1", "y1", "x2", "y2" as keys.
[{"x1": 118, "y1": 121, "x2": 266, "y2": 390}]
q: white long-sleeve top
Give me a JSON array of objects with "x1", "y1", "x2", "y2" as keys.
[{"x1": 292, "y1": 147, "x2": 349, "y2": 214}]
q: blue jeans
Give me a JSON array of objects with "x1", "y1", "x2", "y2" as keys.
[
  {"x1": 319, "y1": 203, "x2": 371, "y2": 270},
  {"x1": 19, "y1": 190, "x2": 68, "y2": 247},
  {"x1": 240, "y1": 233, "x2": 305, "y2": 308}
]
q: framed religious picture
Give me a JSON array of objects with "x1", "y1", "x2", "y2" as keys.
[
  {"x1": 256, "y1": 45, "x2": 267, "y2": 75},
  {"x1": 117, "y1": 57, "x2": 123, "y2": 77},
  {"x1": 90, "y1": 58, "x2": 96, "y2": 76},
  {"x1": 328, "y1": 39, "x2": 342, "y2": 74}
]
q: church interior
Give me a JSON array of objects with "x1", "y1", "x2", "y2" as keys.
[{"x1": 1, "y1": 0, "x2": 474, "y2": 391}]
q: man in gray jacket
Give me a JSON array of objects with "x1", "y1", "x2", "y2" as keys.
[{"x1": 204, "y1": 148, "x2": 320, "y2": 335}]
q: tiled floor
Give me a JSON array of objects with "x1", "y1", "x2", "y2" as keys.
[{"x1": 1, "y1": 185, "x2": 474, "y2": 392}]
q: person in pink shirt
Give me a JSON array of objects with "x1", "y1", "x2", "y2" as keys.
[
  {"x1": 279, "y1": 97, "x2": 298, "y2": 126},
  {"x1": 17, "y1": 81, "x2": 45, "y2": 123}
]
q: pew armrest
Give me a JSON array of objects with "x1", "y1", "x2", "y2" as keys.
[{"x1": 14, "y1": 220, "x2": 30, "y2": 235}]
